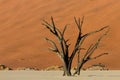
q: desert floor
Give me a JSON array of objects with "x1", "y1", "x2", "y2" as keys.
[
  {"x1": 0, "y1": 70, "x2": 120, "y2": 80},
  {"x1": 0, "y1": 0, "x2": 120, "y2": 70}
]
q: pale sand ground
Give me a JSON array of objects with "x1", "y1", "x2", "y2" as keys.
[{"x1": 0, "y1": 70, "x2": 120, "y2": 80}]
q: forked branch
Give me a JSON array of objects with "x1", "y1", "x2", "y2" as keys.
[{"x1": 45, "y1": 38, "x2": 59, "y2": 53}]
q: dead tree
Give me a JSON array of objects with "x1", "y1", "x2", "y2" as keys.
[
  {"x1": 73, "y1": 26, "x2": 109, "y2": 75},
  {"x1": 42, "y1": 16, "x2": 109, "y2": 76}
]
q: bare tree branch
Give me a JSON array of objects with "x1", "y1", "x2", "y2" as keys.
[
  {"x1": 62, "y1": 24, "x2": 68, "y2": 36},
  {"x1": 90, "y1": 53, "x2": 108, "y2": 60},
  {"x1": 80, "y1": 16, "x2": 84, "y2": 28},
  {"x1": 70, "y1": 17, "x2": 84, "y2": 60},
  {"x1": 83, "y1": 27, "x2": 109, "y2": 62},
  {"x1": 45, "y1": 38, "x2": 60, "y2": 53},
  {"x1": 82, "y1": 26, "x2": 109, "y2": 38},
  {"x1": 42, "y1": 22, "x2": 55, "y2": 33}
]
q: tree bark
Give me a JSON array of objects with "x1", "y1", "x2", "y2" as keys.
[
  {"x1": 74, "y1": 61, "x2": 84, "y2": 75},
  {"x1": 63, "y1": 59, "x2": 71, "y2": 76}
]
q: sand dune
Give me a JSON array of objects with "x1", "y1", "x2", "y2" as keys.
[{"x1": 0, "y1": 0, "x2": 120, "y2": 70}]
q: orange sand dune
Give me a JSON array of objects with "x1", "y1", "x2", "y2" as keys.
[{"x1": 0, "y1": 0, "x2": 120, "y2": 70}]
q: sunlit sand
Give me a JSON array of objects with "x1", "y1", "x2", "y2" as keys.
[{"x1": 0, "y1": 70, "x2": 120, "y2": 80}]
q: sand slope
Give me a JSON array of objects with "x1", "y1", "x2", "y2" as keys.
[{"x1": 0, "y1": 0, "x2": 120, "y2": 69}]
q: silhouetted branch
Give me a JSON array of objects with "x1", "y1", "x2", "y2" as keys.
[
  {"x1": 83, "y1": 28, "x2": 109, "y2": 62},
  {"x1": 70, "y1": 17, "x2": 84, "y2": 61},
  {"x1": 45, "y1": 38, "x2": 59, "y2": 53},
  {"x1": 90, "y1": 53, "x2": 108, "y2": 60},
  {"x1": 62, "y1": 25, "x2": 68, "y2": 36},
  {"x1": 82, "y1": 26, "x2": 109, "y2": 38}
]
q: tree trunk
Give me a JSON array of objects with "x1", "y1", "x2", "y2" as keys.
[
  {"x1": 77, "y1": 63, "x2": 83, "y2": 75},
  {"x1": 63, "y1": 62, "x2": 71, "y2": 76},
  {"x1": 62, "y1": 57, "x2": 72, "y2": 76},
  {"x1": 74, "y1": 62, "x2": 84, "y2": 75}
]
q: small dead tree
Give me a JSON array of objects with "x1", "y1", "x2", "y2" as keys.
[
  {"x1": 73, "y1": 26, "x2": 109, "y2": 75},
  {"x1": 42, "y1": 16, "x2": 109, "y2": 76}
]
